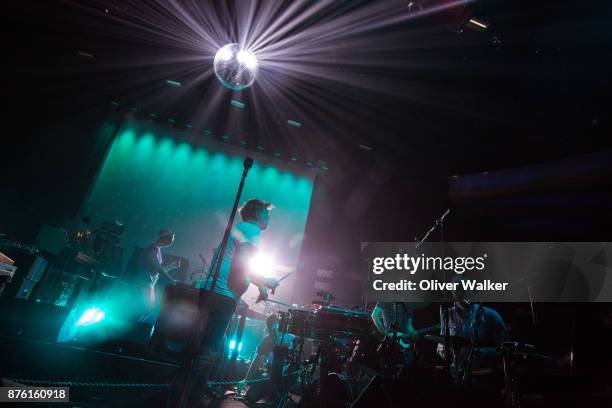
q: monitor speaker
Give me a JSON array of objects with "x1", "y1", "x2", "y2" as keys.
[{"x1": 148, "y1": 284, "x2": 209, "y2": 363}]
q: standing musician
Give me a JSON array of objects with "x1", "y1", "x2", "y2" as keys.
[
  {"x1": 370, "y1": 302, "x2": 418, "y2": 373},
  {"x1": 186, "y1": 199, "x2": 280, "y2": 407},
  {"x1": 134, "y1": 229, "x2": 180, "y2": 323}
]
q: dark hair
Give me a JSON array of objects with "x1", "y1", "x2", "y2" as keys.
[
  {"x1": 157, "y1": 230, "x2": 174, "y2": 245},
  {"x1": 266, "y1": 313, "x2": 278, "y2": 333},
  {"x1": 239, "y1": 199, "x2": 273, "y2": 222},
  {"x1": 158, "y1": 229, "x2": 174, "y2": 238}
]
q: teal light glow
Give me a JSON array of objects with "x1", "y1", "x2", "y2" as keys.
[
  {"x1": 80, "y1": 119, "x2": 315, "y2": 307},
  {"x1": 229, "y1": 340, "x2": 243, "y2": 351},
  {"x1": 166, "y1": 80, "x2": 181, "y2": 87},
  {"x1": 76, "y1": 307, "x2": 105, "y2": 327},
  {"x1": 230, "y1": 99, "x2": 245, "y2": 109}
]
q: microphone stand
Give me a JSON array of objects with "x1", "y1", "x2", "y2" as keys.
[
  {"x1": 415, "y1": 209, "x2": 450, "y2": 250},
  {"x1": 176, "y1": 157, "x2": 254, "y2": 408},
  {"x1": 415, "y1": 209, "x2": 452, "y2": 382},
  {"x1": 209, "y1": 157, "x2": 254, "y2": 292},
  {"x1": 463, "y1": 302, "x2": 484, "y2": 385}
]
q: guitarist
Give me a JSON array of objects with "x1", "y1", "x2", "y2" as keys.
[
  {"x1": 187, "y1": 199, "x2": 279, "y2": 407},
  {"x1": 371, "y1": 302, "x2": 417, "y2": 344},
  {"x1": 371, "y1": 302, "x2": 418, "y2": 372}
]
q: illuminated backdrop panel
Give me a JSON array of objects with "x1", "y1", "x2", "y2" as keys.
[{"x1": 79, "y1": 117, "x2": 315, "y2": 307}]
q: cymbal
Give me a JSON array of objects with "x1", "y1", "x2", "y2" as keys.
[
  {"x1": 375, "y1": 301, "x2": 432, "y2": 310},
  {"x1": 318, "y1": 305, "x2": 367, "y2": 316}
]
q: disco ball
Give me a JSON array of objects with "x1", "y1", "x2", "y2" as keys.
[{"x1": 214, "y1": 43, "x2": 258, "y2": 90}]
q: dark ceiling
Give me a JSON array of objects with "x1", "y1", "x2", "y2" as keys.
[
  {"x1": 2, "y1": 0, "x2": 611, "y2": 250},
  {"x1": 5, "y1": 0, "x2": 611, "y2": 172}
]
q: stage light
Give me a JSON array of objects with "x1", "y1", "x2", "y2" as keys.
[
  {"x1": 76, "y1": 307, "x2": 105, "y2": 327},
  {"x1": 214, "y1": 43, "x2": 258, "y2": 90},
  {"x1": 467, "y1": 18, "x2": 488, "y2": 31},
  {"x1": 249, "y1": 253, "x2": 275, "y2": 278},
  {"x1": 228, "y1": 339, "x2": 243, "y2": 351},
  {"x1": 166, "y1": 79, "x2": 181, "y2": 87},
  {"x1": 231, "y1": 99, "x2": 245, "y2": 109}
]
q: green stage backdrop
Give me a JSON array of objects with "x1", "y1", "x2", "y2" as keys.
[{"x1": 79, "y1": 116, "x2": 315, "y2": 308}]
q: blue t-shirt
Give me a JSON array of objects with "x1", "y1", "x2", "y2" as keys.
[
  {"x1": 204, "y1": 222, "x2": 261, "y2": 299},
  {"x1": 441, "y1": 304, "x2": 508, "y2": 347}
]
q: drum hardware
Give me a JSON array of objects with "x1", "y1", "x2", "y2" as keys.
[
  {"x1": 298, "y1": 372, "x2": 357, "y2": 408},
  {"x1": 461, "y1": 303, "x2": 485, "y2": 385}
]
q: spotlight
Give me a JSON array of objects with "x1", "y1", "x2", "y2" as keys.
[
  {"x1": 249, "y1": 253, "x2": 275, "y2": 278},
  {"x1": 214, "y1": 43, "x2": 258, "y2": 90},
  {"x1": 467, "y1": 18, "x2": 488, "y2": 31},
  {"x1": 76, "y1": 307, "x2": 105, "y2": 327},
  {"x1": 228, "y1": 339, "x2": 243, "y2": 351}
]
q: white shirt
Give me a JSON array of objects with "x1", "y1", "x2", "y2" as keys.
[{"x1": 204, "y1": 221, "x2": 261, "y2": 299}]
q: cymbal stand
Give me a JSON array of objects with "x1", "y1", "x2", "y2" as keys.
[{"x1": 416, "y1": 209, "x2": 452, "y2": 382}]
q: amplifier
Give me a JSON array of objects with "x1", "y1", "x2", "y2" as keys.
[
  {"x1": 34, "y1": 265, "x2": 91, "y2": 308},
  {"x1": 0, "y1": 246, "x2": 48, "y2": 300}
]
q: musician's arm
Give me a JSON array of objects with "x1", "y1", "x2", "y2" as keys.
[
  {"x1": 244, "y1": 337, "x2": 270, "y2": 380},
  {"x1": 147, "y1": 250, "x2": 177, "y2": 283},
  {"x1": 474, "y1": 310, "x2": 508, "y2": 356},
  {"x1": 371, "y1": 304, "x2": 387, "y2": 335},
  {"x1": 237, "y1": 244, "x2": 278, "y2": 289},
  {"x1": 405, "y1": 317, "x2": 416, "y2": 337}
]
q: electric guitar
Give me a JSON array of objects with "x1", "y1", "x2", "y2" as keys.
[
  {"x1": 376, "y1": 323, "x2": 442, "y2": 373},
  {"x1": 387, "y1": 323, "x2": 442, "y2": 349}
]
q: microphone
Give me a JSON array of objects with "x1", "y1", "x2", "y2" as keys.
[{"x1": 244, "y1": 157, "x2": 254, "y2": 170}]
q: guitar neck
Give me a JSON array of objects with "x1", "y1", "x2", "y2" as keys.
[{"x1": 414, "y1": 323, "x2": 441, "y2": 337}]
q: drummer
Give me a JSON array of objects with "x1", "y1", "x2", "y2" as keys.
[{"x1": 243, "y1": 314, "x2": 295, "y2": 383}]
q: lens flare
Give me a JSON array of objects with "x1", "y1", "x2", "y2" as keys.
[
  {"x1": 76, "y1": 307, "x2": 105, "y2": 326},
  {"x1": 249, "y1": 253, "x2": 275, "y2": 278}
]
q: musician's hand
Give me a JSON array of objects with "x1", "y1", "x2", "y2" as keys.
[
  {"x1": 405, "y1": 325, "x2": 417, "y2": 339},
  {"x1": 264, "y1": 277, "x2": 279, "y2": 290},
  {"x1": 386, "y1": 330, "x2": 400, "y2": 338},
  {"x1": 256, "y1": 286, "x2": 269, "y2": 302},
  {"x1": 437, "y1": 343, "x2": 446, "y2": 360}
]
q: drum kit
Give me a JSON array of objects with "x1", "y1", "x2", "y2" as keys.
[
  {"x1": 262, "y1": 297, "x2": 427, "y2": 408},
  {"x1": 252, "y1": 297, "x2": 556, "y2": 408},
  {"x1": 273, "y1": 303, "x2": 373, "y2": 407}
]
